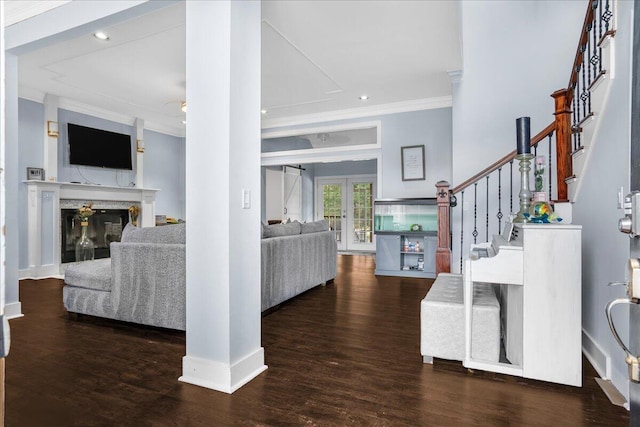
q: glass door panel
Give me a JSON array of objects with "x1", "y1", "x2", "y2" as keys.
[
  {"x1": 316, "y1": 176, "x2": 376, "y2": 252},
  {"x1": 348, "y1": 181, "x2": 375, "y2": 251},
  {"x1": 318, "y1": 181, "x2": 346, "y2": 250}
]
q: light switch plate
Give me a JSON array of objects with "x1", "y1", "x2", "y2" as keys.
[{"x1": 242, "y1": 189, "x2": 251, "y2": 209}]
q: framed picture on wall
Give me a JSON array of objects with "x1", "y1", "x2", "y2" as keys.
[
  {"x1": 401, "y1": 145, "x2": 425, "y2": 181},
  {"x1": 26, "y1": 167, "x2": 45, "y2": 181}
]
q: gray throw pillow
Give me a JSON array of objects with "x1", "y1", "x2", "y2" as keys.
[
  {"x1": 301, "y1": 219, "x2": 330, "y2": 234},
  {"x1": 263, "y1": 221, "x2": 301, "y2": 238},
  {"x1": 121, "y1": 222, "x2": 186, "y2": 244}
]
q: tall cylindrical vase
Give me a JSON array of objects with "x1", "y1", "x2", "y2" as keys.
[{"x1": 75, "y1": 221, "x2": 95, "y2": 262}]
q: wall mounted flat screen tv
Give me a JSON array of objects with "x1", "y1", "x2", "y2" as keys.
[{"x1": 68, "y1": 123, "x2": 133, "y2": 170}]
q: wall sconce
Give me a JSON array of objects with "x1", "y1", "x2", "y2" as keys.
[
  {"x1": 136, "y1": 139, "x2": 145, "y2": 153},
  {"x1": 181, "y1": 101, "x2": 187, "y2": 113},
  {"x1": 47, "y1": 121, "x2": 59, "y2": 138}
]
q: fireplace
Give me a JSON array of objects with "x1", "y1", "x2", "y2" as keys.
[{"x1": 61, "y1": 209, "x2": 130, "y2": 263}]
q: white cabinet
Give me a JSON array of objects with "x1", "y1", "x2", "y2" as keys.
[{"x1": 464, "y1": 223, "x2": 582, "y2": 387}]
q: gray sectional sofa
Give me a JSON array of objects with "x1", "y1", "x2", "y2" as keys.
[
  {"x1": 63, "y1": 219, "x2": 337, "y2": 330},
  {"x1": 63, "y1": 222, "x2": 187, "y2": 330},
  {"x1": 261, "y1": 220, "x2": 337, "y2": 311}
]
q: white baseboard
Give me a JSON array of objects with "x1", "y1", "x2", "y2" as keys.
[
  {"x1": 5, "y1": 301, "x2": 23, "y2": 320},
  {"x1": 19, "y1": 265, "x2": 62, "y2": 280},
  {"x1": 179, "y1": 347, "x2": 267, "y2": 394},
  {"x1": 583, "y1": 328, "x2": 610, "y2": 379}
]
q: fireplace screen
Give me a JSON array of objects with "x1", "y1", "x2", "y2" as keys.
[{"x1": 61, "y1": 209, "x2": 130, "y2": 263}]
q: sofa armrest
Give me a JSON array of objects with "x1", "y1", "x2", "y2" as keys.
[{"x1": 109, "y1": 242, "x2": 186, "y2": 330}]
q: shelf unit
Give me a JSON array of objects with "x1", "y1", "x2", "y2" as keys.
[
  {"x1": 375, "y1": 232, "x2": 436, "y2": 278},
  {"x1": 373, "y1": 198, "x2": 437, "y2": 279}
]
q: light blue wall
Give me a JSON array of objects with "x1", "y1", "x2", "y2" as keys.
[
  {"x1": 571, "y1": 0, "x2": 633, "y2": 402},
  {"x1": 142, "y1": 129, "x2": 186, "y2": 220},
  {"x1": 18, "y1": 99, "x2": 45, "y2": 270},
  {"x1": 452, "y1": 0, "x2": 584, "y2": 185},
  {"x1": 17, "y1": 98, "x2": 187, "y2": 269},
  {"x1": 57, "y1": 109, "x2": 136, "y2": 186},
  {"x1": 263, "y1": 108, "x2": 452, "y2": 199}
]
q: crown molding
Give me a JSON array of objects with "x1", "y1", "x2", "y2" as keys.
[
  {"x1": 447, "y1": 69, "x2": 463, "y2": 84},
  {"x1": 17, "y1": 87, "x2": 184, "y2": 138},
  {"x1": 260, "y1": 96, "x2": 452, "y2": 130}
]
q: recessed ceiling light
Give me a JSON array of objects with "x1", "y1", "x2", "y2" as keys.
[
  {"x1": 93, "y1": 32, "x2": 110, "y2": 41},
  {"x1": 359, "y1": 95, "x2": 369, "y2": 100},
  {"x1": 182, "y1": 120, "x2": 186, "y2": 125},
  {"x1": 261, "y1": 109, "x2": 268, "y2": 115}
]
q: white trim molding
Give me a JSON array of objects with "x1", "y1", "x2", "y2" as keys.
[
  {"x1": 582, "y1": 328, "x2": 611, "y2": 380},
  {"x1": 261, "y1": 96, "x2": 452, "y2": 130},
  {"x1": 179, "y1": 348, "x2": 267, "y2": 394}
]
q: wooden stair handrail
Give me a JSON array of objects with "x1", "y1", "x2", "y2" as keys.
[{"x1": 451, "y1": 122, "x2": 556, "y2": 195}]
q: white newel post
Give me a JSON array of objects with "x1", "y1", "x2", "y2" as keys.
[{"x1": 181, "y1": 0, "x2": 266, "y2": 393}]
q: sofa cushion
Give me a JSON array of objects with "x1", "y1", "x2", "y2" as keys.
[
  {"x1": 301, "y1": 219, "x2": 330, "y2": 234},
  {"x1": 121, "y1": 222, "x2": 185, "y2": 244},
  {"x1": 64, "y1": 258, "x2": 112, "y2": 291},
  {"x1": 263, "y1": 221, "x2": 301, "y2": 238}
]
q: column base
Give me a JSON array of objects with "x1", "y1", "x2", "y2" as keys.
[{"x1": 179, "y1": 347, "x2": 267, "y2": 394}]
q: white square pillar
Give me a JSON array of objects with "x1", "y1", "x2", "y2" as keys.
[{"x1": 180, "y1": 0, "x2": 265, "y2": 393}]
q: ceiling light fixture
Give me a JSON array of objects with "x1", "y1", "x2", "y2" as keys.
[
  {"x1": 359, "y1": 95, "x2": 369, "y2": 100},
  {"x1": 93, "y1": 31, "x2": 110, "y2": 41},
  {"x1": 181, "y1": 101, "x2": 187, "y2": 113}
]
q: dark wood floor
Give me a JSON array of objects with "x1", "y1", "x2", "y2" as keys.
[{"x1": 5, "y1": 255, "x2": 630, "y2": 426}]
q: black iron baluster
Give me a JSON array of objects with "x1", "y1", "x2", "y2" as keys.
[
  {"x1": 598, "y1": 0, "x2": 603, "y2": 74},
  {"x1": 497, "y1": 167, "x2": 503, "y2": 233},
  {"x1": 460, "y1": 190, "x2": 464, "y2": 272},
  {"x1": 598, "y1": 0, "x2": 603, "y2": 41},
  {"x1": 586, "y1": 23, "x2": 593, "y2": 87},
  {"x1": 576, "y1": 65, "x2": 582, "y2": 128},
  {"x1": 591, "y1": 13, "x2": 599, "y2": 80},
  {"x1": 473, "y1": 183, "x2": 478, "y2": 244},
  {"x1": 573, "y1": 84, "x2": 580, "y2": 151},
  {"x1": 581, "y1": 45, "x2": 588, "y2": 119},
  {"x1": 486, "y1": 176, "x2": 490, "y2": 242},
  {"x1": 603, "y1": 0, "x2": 612, "y2": 33}
]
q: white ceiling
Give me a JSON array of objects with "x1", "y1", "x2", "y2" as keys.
[{"x1": 5, "y1": 1, "x2": 462, "y2": 137}]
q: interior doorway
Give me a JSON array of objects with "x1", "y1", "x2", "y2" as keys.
[
  {"x1": 265, "y1": 165, "x2": 302, "y2": 223},
  {"x1": 316, "y1": 176, "x2": 376, "y2": 252}
]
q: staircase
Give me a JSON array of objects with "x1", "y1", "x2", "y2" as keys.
[
  {"x1": 567, "y1": 0, "x2": 616, "y2": 201},
  {"x1": 436, "y1": 0, "x2": 616, "y2": 274}
]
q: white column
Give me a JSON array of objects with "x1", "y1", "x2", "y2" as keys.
[
  {"x1": 1, "y1": 1, "x2": 6, "y2": 313},
  {"x1": 180, "y1": 1, "x2": 265, "y2": 393},
  {"x1": 4, "y1": 53, "x2": 22, "y2": 318},
  {"x1": 43, "y1": 93, "x2": 59, "y2": 181}
]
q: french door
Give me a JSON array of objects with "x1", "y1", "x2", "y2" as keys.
[{"x1": 316, "y1": 176, "x2": 376, "y2": 251}]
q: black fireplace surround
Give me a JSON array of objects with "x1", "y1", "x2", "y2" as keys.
[{"x1": 61, "y1": 209, "x2": 130, "y2": 263}]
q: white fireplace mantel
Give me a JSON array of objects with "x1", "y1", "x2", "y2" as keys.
[{"x1": 22, "y1": 181, "x2": 159, "y2": 279}]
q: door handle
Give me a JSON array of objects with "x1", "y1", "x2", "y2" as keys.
[{"x1": 606, "y1": 297, "x2": 640, "y2": 382}]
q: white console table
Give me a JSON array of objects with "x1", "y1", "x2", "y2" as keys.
[
  {"x1": 463, "y1": 223, "x2": 582, "y2": 387},
  {"x1": 23, "y1": 181, "x2": 158, "y2": 279}
]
